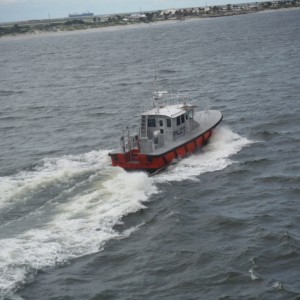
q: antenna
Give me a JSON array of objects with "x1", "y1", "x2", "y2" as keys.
[
  {"x1": 169, "y1": 79, "x2": 173, "y2": 103},
  {"x1": 153, "y1": 75, "x2": 160, "y2": 113}
]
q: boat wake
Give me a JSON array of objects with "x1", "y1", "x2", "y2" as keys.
[
  {"x1": 0, "y1": 126, "x2": 251, "y2": 298},
  {"x1": 155, "y1": 126, "x2": 252, "y2": 182},
  {"x1": 0, "y1": 165, "x2": 157, "y2": 298},
  {"x1": 0, "y1": 150, "x2": 110, "y2": 212}
]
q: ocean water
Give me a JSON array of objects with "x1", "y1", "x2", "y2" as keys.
[{"x1": 0, "y1": 8, "x2": 299, "y2": 300}]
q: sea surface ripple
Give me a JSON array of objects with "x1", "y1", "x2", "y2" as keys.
[{"x1": 0, "y1": 9, "x2": 299, "y2": 300}]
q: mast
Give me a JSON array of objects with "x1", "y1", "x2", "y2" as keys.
[{"x1": 153, "y1": 75, "x2": 160, "y2": 114}]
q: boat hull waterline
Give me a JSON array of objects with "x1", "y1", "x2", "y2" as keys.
[{"x1": 109, "y1": 110, "x2": 223, "y2": 174}]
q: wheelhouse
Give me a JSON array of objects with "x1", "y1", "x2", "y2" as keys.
[{"x1": 139, "y1": 104, "x2": 196, "y2": 153}]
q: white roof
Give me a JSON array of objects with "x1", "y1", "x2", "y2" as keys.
[
  {"x1": 130, "y1": 13, "x2": 146, "y2": 18},
  {"x1": 142, "y1": 104, "x2": 192, "y2": 118}
]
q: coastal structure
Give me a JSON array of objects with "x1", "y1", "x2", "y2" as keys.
[
  {"x1": 129, "y1": 13, "x2": 146, "y2": 20},
  {"x1": 68, "y1": 11, "x2": 94, "y2": 18}
]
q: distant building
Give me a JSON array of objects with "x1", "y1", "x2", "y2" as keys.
[
  {"x1": 69, "y1": 11, "x2": 94, "y2": 18},
  {"x1": 129, "y1": 13, "x2": 146, "y2": 20},
  {"x1": 160, "y1": 8, "x2": 177, "y2": 15}
]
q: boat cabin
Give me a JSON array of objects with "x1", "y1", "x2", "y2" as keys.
[{"x1": 139, "y1": 104, "x2": 196, "y2": 153}]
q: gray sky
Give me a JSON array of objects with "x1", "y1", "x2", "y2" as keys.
[{"x1": 1, "y1": 0, "x2": 247, "y2": 23}]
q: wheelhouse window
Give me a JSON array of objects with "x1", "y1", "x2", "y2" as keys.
[
  {"x1": 177, "y1": 116, "x2": 181, "y2": 126},
  {"x1": 159, "y1": 120, "x2": 164, "y2": 127},
  {"x1": 188, "y1": 111, "x2": 193, "y2": 119},
  {"x1": 148, "y1": 118, "x2": 156, "y2": 127},
  {"x1": 181, "y1": 114, "x2": 185, "y2": 124},
  {"x1": 167, "y1": 119, "x2": 172, "y2": 127}
]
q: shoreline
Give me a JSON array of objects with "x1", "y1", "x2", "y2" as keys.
[
  {"x1": 1, "y1": 6, "x2": 299, "y2": 41},
  {"x1": 0, "y1": 20, "x2": 182, "y2": 41}
]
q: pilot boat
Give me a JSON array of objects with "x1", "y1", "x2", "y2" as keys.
[{"x1": 108, "y1": 81, "x2": 223, "y2": 174}]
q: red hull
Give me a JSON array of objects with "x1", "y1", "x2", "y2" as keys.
[{"x1": 109, "y1": 129, "x2": 213, "y2": 174}]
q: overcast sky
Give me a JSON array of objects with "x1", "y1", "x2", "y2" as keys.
[{"x1": 1, "y1": 0, "x2": 249, "y2": 23}]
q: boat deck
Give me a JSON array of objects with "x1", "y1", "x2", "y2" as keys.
[
  {"x1": 149, "y1": 110, "x2": 222, "y2": 156},
  {"x1": 109, "y1": 110, "x2": 222, "y2": 156}
]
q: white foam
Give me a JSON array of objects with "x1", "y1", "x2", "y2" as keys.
[
  {"x1": 272, "y1": 281, "x2": 283, "y2": 290},
  {"x1": 0, "y1": 126, "x2": 251, "y2": 296},
  {"x1": 249, "y1": 268, "x2": 260, "y2": 281},
  {"x1": 155, "y1": 126, "x2": 252, "y2": 182},
  {"x1": 0, "y1": 150, "x2": 110, "y2": 210},
  {"x1": 0, "y1": 168, "x2": 157, "y2": 295}
]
